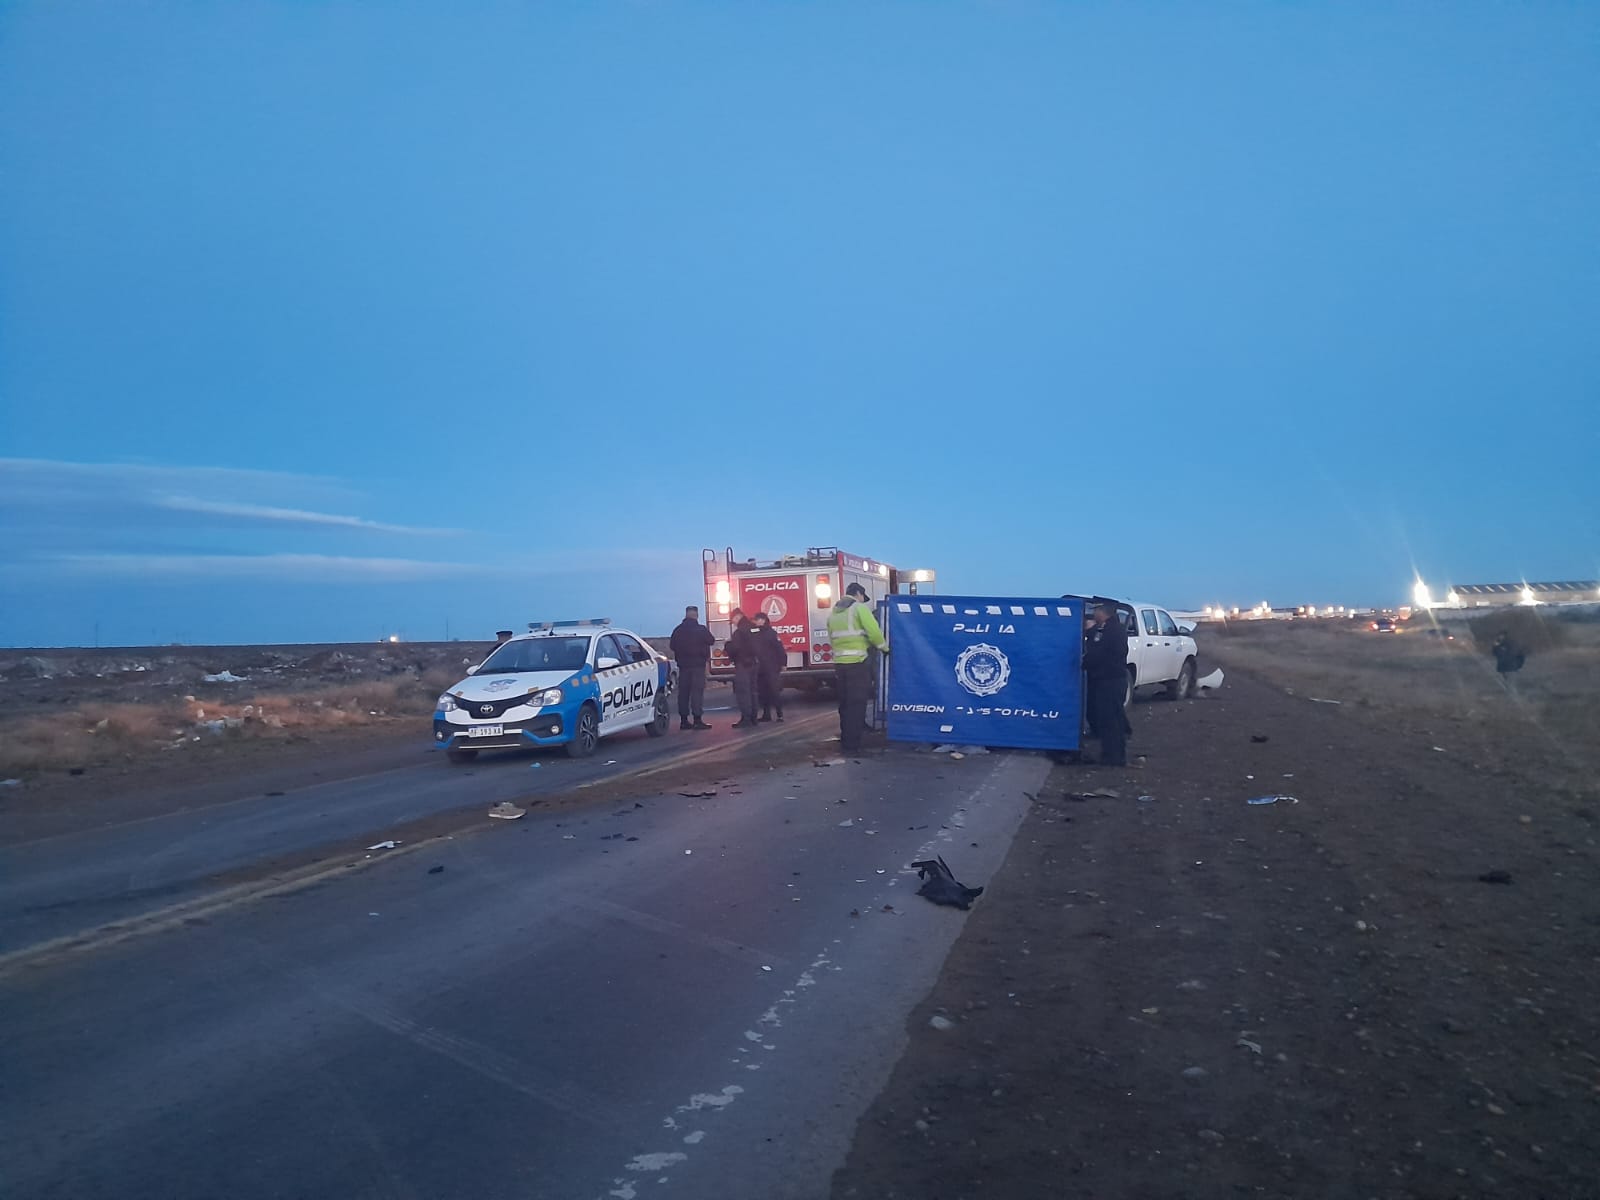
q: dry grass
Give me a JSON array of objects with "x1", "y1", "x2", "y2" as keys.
[
  {"x1": 1204, "y1": 616, "x2": 1600, "y2": 798},
  {"x1": 0, "y1": 669, "x2": 462, "y2": 777}
]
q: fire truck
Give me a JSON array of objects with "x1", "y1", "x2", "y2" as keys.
[{"x1": 702, "y1": 547, "x2": 934, "y2": 690}]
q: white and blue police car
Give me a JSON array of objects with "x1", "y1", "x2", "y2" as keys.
[{"x1": 434, "y1": 620, "x2": 675, "y2": 763}]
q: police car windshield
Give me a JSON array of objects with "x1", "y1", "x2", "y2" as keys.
[{"x1": 479, "y1": 637, "x2": 591, "y2": 674}]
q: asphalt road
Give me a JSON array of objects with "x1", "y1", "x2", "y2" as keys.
[
  {"x1": 0, "y1": 699, "x2": 832, "y2": 956},
  {"x1": 1, "y1": 719, "x2": 1046, "y2": 1199}
]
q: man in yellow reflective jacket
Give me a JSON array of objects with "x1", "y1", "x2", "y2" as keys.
[{"x1": 826, "y1": 582, "x2": 888, "y2": 752}]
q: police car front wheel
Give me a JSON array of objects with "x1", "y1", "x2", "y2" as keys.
[
  {"x1": 566, "y1": 704, "x2": 601, "y2": 758},
  {"x1": 645, "y1": 692, "x2": 670, "y2": 737}
]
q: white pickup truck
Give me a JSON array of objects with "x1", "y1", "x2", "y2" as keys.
[{"x1": 1086, "y1": 596, "x2": 1200, "y2": 705}]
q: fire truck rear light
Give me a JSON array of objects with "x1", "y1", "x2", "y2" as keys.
[{"x1": 713, "y1": 579, "x2": 731, "y2": 604}]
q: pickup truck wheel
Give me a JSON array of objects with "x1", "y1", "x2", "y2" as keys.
[
  {"x1": 1167, "y1": 658, "x2": 1196, "y2": 700},
  {"x1": 1124, "y1": 667, "x2": 1137, "y2": 709},
  {"x1": 645, "y1": 692, "x2": 670, "y2": 737},
  {"x1": 566, "y1": 704, "x2": 601, "y2": 758},
  {"x1": 446, "y1": 748, "x2": 478, "y2": 765}
]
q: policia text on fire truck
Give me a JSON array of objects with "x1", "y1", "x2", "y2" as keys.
[{"x1": 826, "y1": 581, "x2": 888, "y2": 753}]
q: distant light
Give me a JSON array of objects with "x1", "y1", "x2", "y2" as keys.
[
  {"x1": 1520, "y1": 585, "x2": 1537, "y2": 605},
  {"x1": 388, "y1": 634, "x2": 400, "y2": 643},
  {"x1": 1446, "y1": 590, "x2": 1459, "y2": 606},
  {"x1": 1412, "y1": 579, "x2": 1433, "y2": 610}
]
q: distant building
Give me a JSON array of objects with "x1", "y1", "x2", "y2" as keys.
[{"x1": 1445, "y1": 581, "x2": 1600, "y2": 608}]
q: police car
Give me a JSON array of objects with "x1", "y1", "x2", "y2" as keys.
[{"x1": 434, "y1": 619, "x2": 675, "y2": 763}]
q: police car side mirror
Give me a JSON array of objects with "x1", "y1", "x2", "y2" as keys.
[
  {"x1": 597, "y1": 656, "x2": 621, "y2": 670},
  {"x1": 465, "y1": 664, "x2": 480, "y2": 676}
]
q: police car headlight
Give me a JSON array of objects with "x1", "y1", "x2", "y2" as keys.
[
  {"x1": 437, "y1": 693, "x2": 461, "y2": 712},
  {"x1": 531, "y1": 688, "x2": 562, "y2": 707}
]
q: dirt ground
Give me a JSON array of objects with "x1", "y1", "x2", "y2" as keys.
[{"x1": 831, "y1": 625, "x2": 1600, "y2": 1200}]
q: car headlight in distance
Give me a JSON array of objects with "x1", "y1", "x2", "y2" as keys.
[{"x1": 437, "y1": 693, "x2": 461, "y2": 712}]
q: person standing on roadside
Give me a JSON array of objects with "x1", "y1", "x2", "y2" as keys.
[
  {"x1": 726, "y1": 613, "x2": 761, "y2": 729},
  {"x1": 751, "y1": 612, "x2": 787, "y2": 723},
  {"x1": 826, "y1": 582, "x2": 888, "y2": 753},
  {"x1": 668, "y1": 605, "x2": 715, "y2": 731},
  {"x1": 1082, "y1": 602, "x2": 1130, "y2": 767}
]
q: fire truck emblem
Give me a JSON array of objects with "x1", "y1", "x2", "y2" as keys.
[
  {"x1": 757, "y1": 594, "x2": 789, "y2": 622},
  {"x1": 955, "y1": 644, "x2": 1010, "y2": 697}
]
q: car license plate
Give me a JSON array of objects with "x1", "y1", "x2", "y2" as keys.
[{"x1": 467, "y1": 724, "x2": 504, "y2": 738}]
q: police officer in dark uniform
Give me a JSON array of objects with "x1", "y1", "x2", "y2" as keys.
[{"x1": 1082, "y1": 602, "x2": 1130, "y2": 767}]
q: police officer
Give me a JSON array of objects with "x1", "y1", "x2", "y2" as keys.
[
  {"x1": 1082, "y1": 602, "x2": 1130, "y2": 767},
  {"x1": 668, "y1": 605, "x2": 715, "y2": 731},
  {"x1": 726, "y1": 613, "x2": 761, "y2": 729},
  {"x1": 826, "y1": 582, "x2": 888, "y2": 753}
]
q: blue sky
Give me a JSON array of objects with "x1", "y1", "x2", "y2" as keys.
[{"x1": 2, "y1": 2, "x2": 1596, "y2": 647}]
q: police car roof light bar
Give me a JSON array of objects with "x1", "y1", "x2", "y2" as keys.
[{"x1": 530, "y1": 618, "x2": 611, "y2": 631}]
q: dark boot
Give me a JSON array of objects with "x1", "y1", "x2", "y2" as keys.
[
  {"x1": 679, "y1": 717, "x2": 691, "y2": 731},
  {"x1": 692, "y1": 718, "x2": 712, "y2": 731},
  {"x1": 758, "y1": 710, "x2": 772, "y2": 722}
]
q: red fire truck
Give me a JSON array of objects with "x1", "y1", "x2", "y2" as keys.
[{"x1": 702, "y1": 547, "x2": 933, "y2": 691}]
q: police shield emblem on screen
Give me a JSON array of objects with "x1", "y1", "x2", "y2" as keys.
[{"x1": 955, "y1": 644, "x2": 1010, "y2": 697}]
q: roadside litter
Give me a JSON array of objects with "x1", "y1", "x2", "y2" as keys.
[
  {"x1": 932, "y1": 744, "x2": 989, "y2": 756},
  {"x1": 427, "y1": 865, "x2": 445, "y2": 874},
  {"x1": 813, "y1": 758, "x2": 848, "y2": 768},
  {"x1": 366, "y1": 840, "x2": 400, "y2": 850},
  {"x1": 1308, "y1": 697, "x2": 1342, "y2": 705},
  {"x1": 1196, "y1": 669, "x2": 1224, "y2": 690},
  {"x1": 679, "y1": 790, "x2": 717, "y2": 798},
  {"x1": 202, "y1": 670, "x2": 248, "y2": 683},
  {"x1": 488, "y1": 802, "x2": 526, "y2": 820},
  {"x1": 1247, "y1": 795, "x2": 1299, "y2": 806},
  {"x1": 0, "y1": 778, "x2": 21, "y2": 788},
  {"x1": 911, "y1": 857, "x2": 985, "y2": 910},
  {"x1": 837, "y1": 818, "x2": 855, "y2": 827},
  {"x1": 528, "y1": 762, "x2": 541, "y2": 770},
  {"x1": 1250, "y1": 734, "x2": 1269, "y2": 743}
]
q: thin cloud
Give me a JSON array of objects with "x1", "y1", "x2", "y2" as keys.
[
  {"x1": 0, "y1": 456, "x2": 348, "y2": 500},
  {"x1": 49, "y1": 553, "x2": 478, "y2": 582},
  {"x1": 155, "y1": 495, "x2": 456, "y2": 535}
]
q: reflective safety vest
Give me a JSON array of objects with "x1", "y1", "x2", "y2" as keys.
[{"x1": 826, "y1": 599, "x2": 887, "y2": 664}]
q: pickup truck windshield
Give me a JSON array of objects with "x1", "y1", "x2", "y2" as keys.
[{"x1": 478, "y1": 637, "x2": 591, "y2": 674}]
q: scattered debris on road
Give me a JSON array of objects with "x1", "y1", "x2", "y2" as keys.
[
  {"x1": 1247, "y1": 795, "x2": 1299, "y2": 806},
  {"x1": 911, "y1": 856, "x2": 985, "y2": 910},
  {"x1": 202, "y1": 670, "x2": 249, "y2": 683},
  {"x1": 679, "y1": 790, "x2": 717, "y2": 798},
  {"x1": 1308, "y1": 696, "x2": 1342, "y2": 705},
  {"x1": 366, "y1": 840, "x2": 400, "y2": 850},
  {"x1": 1250, "y1": 734, "x2": 1269, "y2": 743},
  {"x1": 427, "y1": 865, "x2": 444, "y2": 874},
  {"x1": 488, "y1": 802, "x2": 526, "y2": 820},
  {"x1": 1196, "y1": 668, "x2": 1224, "y2": 690}
]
